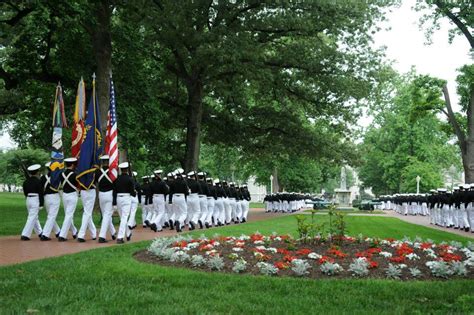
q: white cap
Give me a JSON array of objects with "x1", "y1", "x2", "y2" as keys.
[
  {"x1": 429, "y1": 189, "x2": 437, "y2": 193},
  {"x1": 132, "y1": 171, "x2": 137, "y2": 176},
  {"x1": 197, "y1": 172, "x2": 205, "y2": 176},
  {"x1": 141, "y1": 175, "x2": 149, "y2": 179},
  {"x1": 99, "y1": 155, "x2": 109, "y2": 160},
  {"x1": 163, "y1": 177, "x2": 168, "y2": 181},
  {"x1": 154, "y1": 169, "x2": 163, "y2": 175},
  {"x1": 437, "y1": 188, "x2": 447, "y2": 192},
  {"x1": 187, "y1": 171, "x2": 196, "y2": 176},
  {"x1": 44, "y1": 162, "x2": 51, "y2": 168},
  {"x1": 463, "y1": 184, "x2": 471, "y2": 189},
  {"x1": 27, "y1": 164, "x2": 41, "y2": 171},
  {"x1": 243, "y1": 184, "x2": 248, "y2": 188},
  {"x1": 175, "y1": 168, "x2": 184, "y2": 175},
  {"x1": 118, "y1": 162, "x2": 129, "y2": 169},
  {"x1": 64, "y1": 157, "x2": 78, "y2": 163},
  {"x1": 167, "y1": 172, "x2": 173, "y2": 177},
  {"x1": 214, "y1": 179, "x2": 220, "y2": 184}
]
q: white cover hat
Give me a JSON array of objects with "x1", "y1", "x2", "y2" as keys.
[
  {"x1": 214, "y1": 178, "x2": 220, "y2": 184},
  {"x1": 118, "y1": 162, "x2": 129, "y2": 169},
  {"x1": 64, "y1": 157, "x2": 78, "y2": 163},
  {"x1": 99, "y1": 155, "x2": 109, "y2": 160},
  {"x1": 132, "y1": 171, "x2": 137, "y2": 176},
  {"x1": 27, "y1": 164, "x2": 41, "y2": 171},
  {"x1": 154, "y1": 169, "x2": 163, "y2": 174},
  {"x1": 187, "y1": 171, "x2": 196, "y2": 176},
  {"x1": 44, "y1": 162, "x2": 51, "y2": 168},
  {"x1": 176, "y1": 168, "x2": 184, "y2": 174}
]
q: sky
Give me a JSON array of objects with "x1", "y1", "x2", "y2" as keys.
[{"x1": 0, "y1": 1, "x2": 472, "y2": 149}]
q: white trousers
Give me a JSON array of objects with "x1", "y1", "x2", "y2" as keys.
[
  {"x1": 59, "y1": 192, "x2": 78, "y2": 239},
  {"x1": 187, "y1": 194, "x2": 201, "y2": 224},
  {"x1": 235, "y1": 200, "x2": 242, "y2": 220},
  {"x1": 98, "y1": 191, "x2": 116, "y2": 239},
  {"x1": 128, "y1": 195, "x2": 139, "y2": 228},
  {"x1": 206, "y1": 197, "x2": 215, "y2": 223},
  {"x1": 21, "y1": 196, "x2": 41, "y2": 238},
  {"x1": 242, "y1": 200, "x2": 249, "y2": 219},
  {"x1": 141, "y1": 200, "x2": 148, "y2": 225},
  {"x1": 151, "y1": 194, "x2": 166, "y2": 229},
  {"x1": 116, "y1": 194, "x2": 131, "y2": 240},
  {"x1": 199, "y1": 196, "x2": 208, "y2": 223},
  {"x1": 78, "y1": 189, "x2": 97, "y2": 239},
  {"x1": 229, "y1": 198, "x2": 237, "y2": 220},
  {"x1": 42, "y1": 193, "x2": 61, "y2": 237},
  {"x1": 215, "y1": 198, "x2": 225, "y2": 224},
  {"x1": 224, "y1": 198, "x2": 232, "y2": 223},
  {"x1": 172, "y1": 194, "x2": 187, "y2": 226}
]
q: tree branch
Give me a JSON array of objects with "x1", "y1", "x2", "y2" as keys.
[
  {"x1": 442, "y1": 83, "x2": 467, "y2": 154},
  {"x1": 0, "y1": 5, "x2": 34, "y2": 26},
  {"x1": 435, "y1": 0, "x2": 474, "y2": 48}
]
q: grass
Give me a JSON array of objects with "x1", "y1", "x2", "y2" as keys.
[{"x1": 1, "y1": 214, "x2": 474, "y2": 313}]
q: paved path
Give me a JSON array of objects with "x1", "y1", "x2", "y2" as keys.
[{"x1": 0, "y1": 209, "x2": 287, "y2": 266}]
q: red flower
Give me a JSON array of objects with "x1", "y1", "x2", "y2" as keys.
[
  {"x1": 250, "y1": 233, "x2": 264, "y2": 242},
  {"x1": 355, "y1": 252, "x2": 371, "y2": 259},
  {"x1": 396, "y1": 244, "x2": 414, "y2": 256},
  {"x1": 318, "y1": 256, "x2": 335, "y2": 264},
  {"x1": 327, "y1": 248, "x2": 348, "y2": 258},
  {"x1": 367, "y1": 260, "x2": 378, "y2": 269},
  {"x1": 296, "y1": 248, "x2": 312, "y2": 256},
  {"x1": 367, "y1": 247, "x2": 382, "y2": 254},
  {"x1": 439, "y1": 252, "x2": 461, "y2": 262},
  {"x1": 420, "y1": 243, "x2": 432, "y2": 250},
  {"x1": 274, "y1": 261, "x2": 290, "y2": 270},
  {"x1": 389, "y1": 256, "x2": 405, "y2": 263},
  {"x1": 277, "y1": 248, "x2": 290, "y2": 255},
  {"x1": 173, "y1": 241, "x2": 188, "y2": 248},
  {"x1": 284, "y1": 255, "x2": 297, "y2": 262}
]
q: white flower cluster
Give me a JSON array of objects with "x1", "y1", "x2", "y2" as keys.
[
  {"x1": 320, "y1": 262, "x2": 343, "y2": 276},
  {"x1": 291, "y1": 259, "x2": 311, "y2": 276},
  {"x1": 348, "y1": 258, "x2": 369, "y2": 277},
  {"x1": 307, "y1": 252, "x2": 322, "y2": 260}
]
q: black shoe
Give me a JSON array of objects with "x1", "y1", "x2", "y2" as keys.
[
  {"x1": 127, "y1": 234, "x2": 132, "y2": 241},
  {"x1": 92, "y1": 237, "x2": 96, "y2": 241},
  {"x1": 128, "y1": 225, "x2": 133, "y2": 230},
  {"x1": 205, "y1": 222, "x2": 210, "y2": 229},
  {"x1": 226, "y1": 223, "x2": 230, "y2": 225},
  {"x1": 142, "y1": 224, "x2": 147, "y2": 228},
  {"x1": 164, "y1": 222, "x2": 169, "y2": 228},
  {"x1": 58, "y1": 237, "x2": 67, "y2": 242},
  {"x1": 73, "y1": 234, "x2": 77, "y2": 239},
  {"x1": 150, "y1": 223, "x2": 157, "y2": 232},
  {"x1": 38, "y1": 233, "x2": 43, "y2": 239},
  {"x1": 55, "y1": 232, "x2": 60, "y2": 239},
  {"x1": 77, "y1": 238, "x2": 86, "y2": 243},
  {"x1": 21, "y1": 235, "x2": 30, "y2": 241},
  {"x1": 242, "y1": 218, "x2": 247, "y2": 223},
  {"x1": 198, "y1": 220, "x2": 203, "y2": 229},
  {"x1": 169, "y1": 220, "x2": 174, "y2": 230},
  {"x1": 117, "y1": 238, "x2": 124, "y2": 244},
  {"x1": 112, "y1": 234, "x2": 116, "y2": 240},
  {"x1": 175, "y1": 221, "x2": 182, "y2": 233},
  {"x1": 40, "y1": 235, "x2": 51, "y2": 241},
  {"x1": 234, "y1": 220, "x2": 239, "y2": 224},
  {"x1": 190, "y1": 221, "x2": 195, "y2": 230},
  {"x1": 98, "y1": 237, "x2": 108, "y2": 243},
  {"x1": 145, "y1": 220, "x2": 150, "y2": 227}
]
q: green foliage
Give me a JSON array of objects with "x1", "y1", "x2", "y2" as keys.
[
  {"x1": 295, "y1": 211, "x2": 325, "y2": 243},
  {"x1": 358, "y1": 72, "x2": 460, "y2": 195},
  {"x1": 0, "y1": 148, "x2": 49, "y2": 187}
]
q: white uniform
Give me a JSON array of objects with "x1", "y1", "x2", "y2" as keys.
[
  {"x1": 98, "y1": 190, "x2": 116, "y2": 239},
  {"x1": 78, "y1": 189, "x2": 97, "y2": 240},
  {"x1": 116, "y1": 193, "x2": 132, "y2": 240},
  {"x1": 21, "y1": 194, "x2": 41, "y2": 238}
]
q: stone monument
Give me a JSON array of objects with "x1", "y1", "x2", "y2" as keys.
[{"x1": 334, "y1": 166, "x2": 352, "y2": 209}]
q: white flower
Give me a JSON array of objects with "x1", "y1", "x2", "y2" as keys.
[
  {"x1": 379, "y1": 251, "x2": 392, "y2": 258},
  {"x1": 186, "y1": 242, "x2": 199, "y2": 249},
  {"x1": 254, "y1": 240, "x2": 265, "y2": 245},
  {"x1": 266, "y1": 247, "x2": 277, "y2": 253},
  {"x1": 406, "y1": 253, "x2": 420, "y2": 261},
  {"x1": 205, "y1": 250, "x2": 217, "y2": 256},
  {"x1": 255, "y1": 246, "x2": 266, "y2": 250},
  {"x1": 308, "y1": 252, "x2": 322, "y2": 260},
  {"x1": 398, "y1": 264, "x2": 408, "y2": 269},
  {"x1": 274, "y1": 236, "x2": 282, "y2": 241},
  {"x1": 232, "y1": 247, "x2": 243, "y2": 252}
]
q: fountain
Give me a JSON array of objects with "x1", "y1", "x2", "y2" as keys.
[{"x1": 334, "y1": 166, "x2": 352, "y2": 209}]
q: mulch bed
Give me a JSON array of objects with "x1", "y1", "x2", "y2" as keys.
[{"x1": 134, "y1": 234, "x2": 474, "y2": 281}]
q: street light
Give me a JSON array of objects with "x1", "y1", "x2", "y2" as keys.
[
  {"x1": 416, "y1": 175, "x2": 421, "y2": 194},
  {"x1": 270, "y1": 175, "x2": 273, "y2": 194}
]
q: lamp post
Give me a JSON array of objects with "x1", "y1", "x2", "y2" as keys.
[
  {"x1": 416, "y1": 175, "x2": 421, "y2": 194},
  {"x1": 270, "y1": 175, "x2": 273, "y2": 194}
]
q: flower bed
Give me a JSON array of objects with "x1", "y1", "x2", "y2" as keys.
[{"x1": 134, "y1": 232, "x2": 474, "y2": 280}]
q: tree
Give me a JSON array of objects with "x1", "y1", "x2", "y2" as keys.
[
  {"x1": 358, "y1": 72, "x2": 460, "y2": 195},
  {"x1": 415, "y1": 0, "x2": 474, "y2": 183},
  {"x1": 0, "y1": 148, "x2": 49, "y2": 189}
]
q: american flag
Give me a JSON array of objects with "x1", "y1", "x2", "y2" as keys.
[{"x1": 105, "y1": 76, "x2": 118, "y2": 181}]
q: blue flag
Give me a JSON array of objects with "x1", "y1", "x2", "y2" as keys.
[{"x1": 76, "y1": 75, "x2": 102, "y2": 189}]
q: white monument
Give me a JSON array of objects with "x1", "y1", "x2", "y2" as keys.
[{"x1": 334, "y1": 166, "x2": 352, "y2": 209}]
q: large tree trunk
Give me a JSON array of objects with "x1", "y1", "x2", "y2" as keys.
[
  {"x1": 272, "y1": 167, "x2": 280, "y2": 193},
  {"x1": 184, "y1": 80, "x2": 203, "y2": 172},
  {"x1": 91, "y1": 0, "x2": 112, "y2": 132}
]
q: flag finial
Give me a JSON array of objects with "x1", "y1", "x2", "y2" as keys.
[
  {"x1": 109, "y1": 70, "x2": 113, "y2": 78},
  {"x1": 92, "y1": 72, "x2": 96, "y2": 80}
]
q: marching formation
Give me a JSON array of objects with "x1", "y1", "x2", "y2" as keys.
[
  {"x1": 263, "y1": 193, "x2": 312, "y2": 213},
  {"x1": 379, "y1": 185, "x2": 474, "y2": 233},
  {"x1": 21, "y1": 159, "x2": 252, "y2": 244}
]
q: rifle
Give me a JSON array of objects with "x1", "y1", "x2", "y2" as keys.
[{"x1": 14, "y1": 154, "x2": 30, "y2": 178}]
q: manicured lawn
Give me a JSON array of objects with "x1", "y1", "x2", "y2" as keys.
[
  {"x1": 1, "y1": 215, "x2": 473, "y2": 313},
  {"x1": 0, "y1": 192, "x2": 129, "y2": 236}
]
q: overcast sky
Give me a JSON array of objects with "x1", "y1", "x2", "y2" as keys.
[{"x1": 0, "y1": 1, "x2": 472, "y2": 149}]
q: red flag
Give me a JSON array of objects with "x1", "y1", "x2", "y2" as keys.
[{"x1": 105, "y1": 75, "x2": 118, "y2": 181}]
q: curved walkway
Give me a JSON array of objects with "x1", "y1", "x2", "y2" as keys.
[{"x1": 0, "y1": 209, "x2": 287, "y2": 266}]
